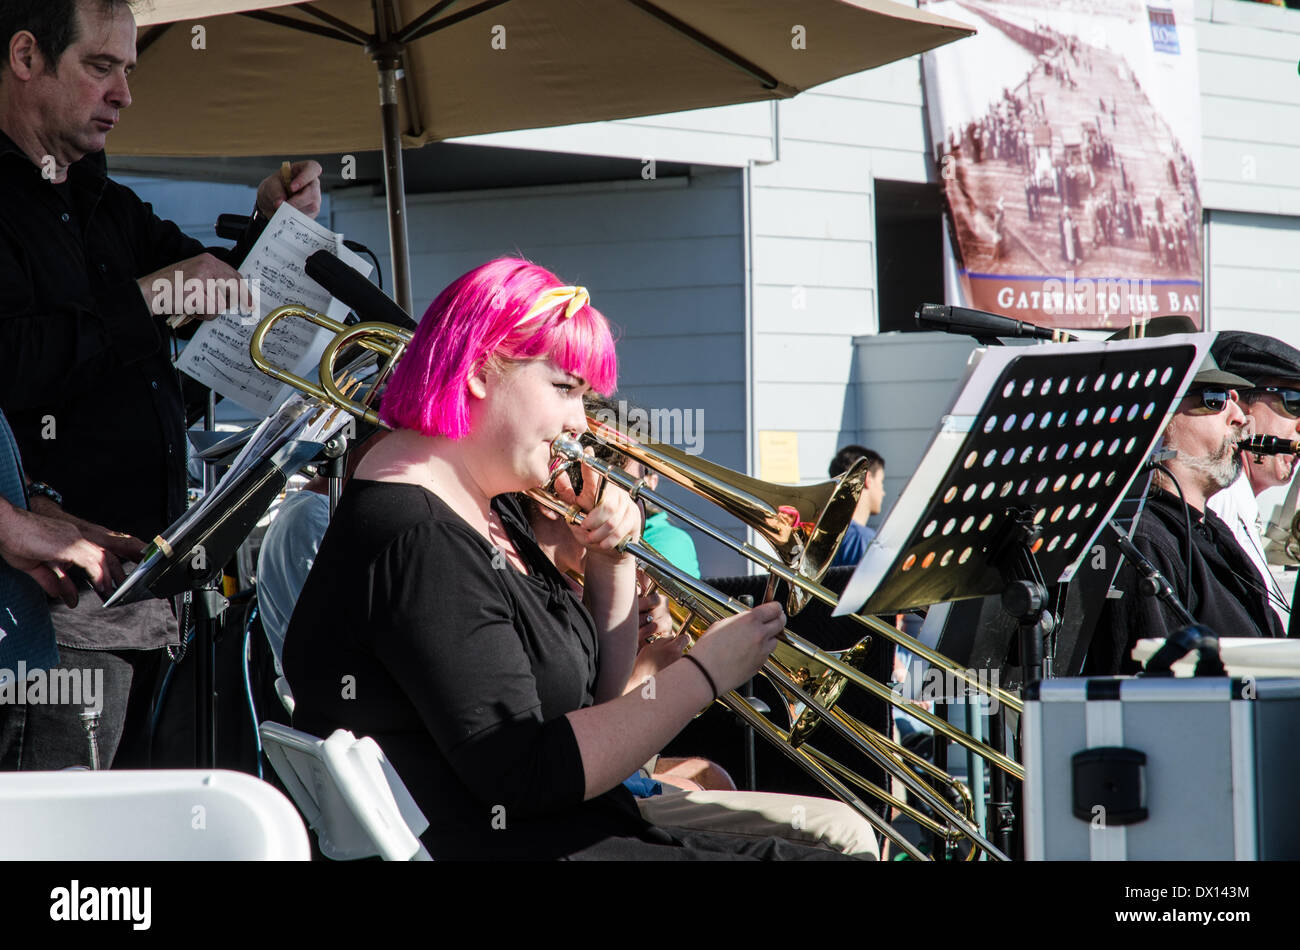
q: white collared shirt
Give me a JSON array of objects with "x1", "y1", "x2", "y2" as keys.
[{"x1": 1208, "y1": 471, "x2": 1290, "y2": 629}]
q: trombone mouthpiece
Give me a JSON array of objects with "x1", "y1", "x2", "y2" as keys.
[
  {"x1": 1239, "y1": 435, "x2": 1300, "y2": 457},
  {"x1": 550, "y1": 433, "x2": 584, "y2": 461},
  {"x1": 543, "y1": 434, "x2": 587, "y2": 493}
]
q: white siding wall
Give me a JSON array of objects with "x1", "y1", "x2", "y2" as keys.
[
  {"x1": 1196, "y1": 0, "x2": 1300, "y2": 218},
  {"x1": 852, "y1": 332, "x2": 982, "y2": 514},
  {"x1": 1207, "y1": 210, "x2": 1300, "y2": 348},
  {"x1": 116, "y1": 175, "x2": 260, "y2": 248},
  {"x1": 330, "y1": 171, "x2": 751, "y2": 577},
  {"x1": 749, "y1": 58, "x2": 929, "y2": 501}
]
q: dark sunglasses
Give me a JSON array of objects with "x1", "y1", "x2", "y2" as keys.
[
  {"x1": 1254, "y1": 386, "x2": 1300, "y2": 419},
  {"x1": 1183, "y1": 388, "x2": 1232, "y2": 415}
]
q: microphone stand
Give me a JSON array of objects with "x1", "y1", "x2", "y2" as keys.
[
  {"x1": 1106, "y1": 520, "x2": 1226, "y2": 676},
  {"x1": 194, "y1": 390, "x2": 225, "y2": 768}
]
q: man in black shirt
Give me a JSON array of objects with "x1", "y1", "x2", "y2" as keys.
[
  {"x1": 1087, "y1": 355, "x2": 1285, "y2": 675},
  {"x1": 0, "y1": 0, "x2": 322, "y2": 767}
]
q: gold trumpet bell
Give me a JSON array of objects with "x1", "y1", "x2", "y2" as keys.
[{"x1": 584, "y1": 417, "x2": 869, "y2": 614}]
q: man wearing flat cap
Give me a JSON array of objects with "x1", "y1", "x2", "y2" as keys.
[
  {"x1": 1086, "y1": 348, "x2": 1285, "y2": 675},
  {"x1": 1207, "y1": 330, "x2": 1300, "y2": 632}
]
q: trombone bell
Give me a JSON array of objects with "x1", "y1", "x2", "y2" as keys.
[{"x1": 584, "y1": 416, "x2": 869, "y2": 613}]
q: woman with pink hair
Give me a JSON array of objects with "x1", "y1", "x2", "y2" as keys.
[{"x1": 282, "y1": 258, "x2": 843, "y2": 859}]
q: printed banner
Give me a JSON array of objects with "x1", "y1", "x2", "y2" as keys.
[{"x1": 921, "y1": 0, "x2": 1204, "y2": 330}]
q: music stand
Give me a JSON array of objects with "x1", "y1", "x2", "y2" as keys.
[
  {"x1": 107, "y1": 390, "x2": 354, "y2": 767},
  {"x1": 107, "y1": 440, "x2": 323, "y2": 607},
  {"x1": 838, "y1": 335, "x2": 1209, "y2": 624},
  {"x1": 932, "y1": 468, "x2": 1155, "y2": 686},
  {"x1": 190, "y1": 425, "x2": 260, "y2": 469},
  {"x1": 835, "y1": 334, "x2": 1208, "y2": 855}
]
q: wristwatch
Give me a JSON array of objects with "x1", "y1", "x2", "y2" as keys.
[{"x1": 26, "y1": 481, "x2": 63, "y2": 508}]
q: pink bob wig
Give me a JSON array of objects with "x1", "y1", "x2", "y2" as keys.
[{"x1": 379, "y1": 257, "x2": 618, "y2": 438}]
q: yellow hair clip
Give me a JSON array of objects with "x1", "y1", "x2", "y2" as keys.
[{"x1": 517, "y1": 285, "x2": 589, "y2": 327}]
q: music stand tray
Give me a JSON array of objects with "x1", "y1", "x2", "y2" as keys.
[
  {"x1": 837, "y1": 334, "x2": 1210, "y2": 621},
  {"x1": 106, "y1": 440, "x2": 323, "y2": 606}
]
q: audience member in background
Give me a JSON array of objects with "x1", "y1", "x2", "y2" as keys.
[
  {"x1": 828, "y1": 445, "x2": 886, "y2": 568},
  {"x1": 626, "y1": 456, "x2": 701, "y2": 579}
]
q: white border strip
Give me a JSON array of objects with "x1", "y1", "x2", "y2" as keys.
[
  {"x1": 1023, "y1": 701, "x2": 1044, "y2": 860},
  {"x1": 1229, "y1": 701, "x2": 1256, "y2": 860},
  {"x1": 1085, "y1": 701, "x2": 1126, "y2": 861}
]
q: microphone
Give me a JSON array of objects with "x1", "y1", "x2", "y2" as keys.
[
  {"x1": 1239, "y1": 435, "x2": 1300, "y2": 458},
  {"x1": 914, "y1": 303, "x2": 1078, "y2": 342},
  {"x1": 1143, "y1": 447, "x2": 1176, "y2": 471},
  {"x1": 305, "y1": 250, "x2": 417, "y2": 332}
]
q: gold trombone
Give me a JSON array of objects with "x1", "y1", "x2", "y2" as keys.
[
  {"x1": 249, "y1": 305, "x2": 406, "y2": 423},
  {"x1": 589, "y1": 417, "x2": 1024, "y2": 715},
  {"x1": 644, "y1": 544, "x2": 981, "y2": 859},
  {"x1": 551, "y1": 430, "x2": 1024, "y2": 781},
  {"x1": 529, "y1": 489, "x2": 997, "y2": 860}
]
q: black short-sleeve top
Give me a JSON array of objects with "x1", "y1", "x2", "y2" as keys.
[{"x1": 282, "y1": 479, "x2": 649, "y2": 859}]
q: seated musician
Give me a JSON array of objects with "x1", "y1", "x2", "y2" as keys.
[
  {"x1": 282, "y1": 258, "x2": 858, "y2": 860},
  {"x1": 0, "y1": 406, "x2": 140, "y2": 769},
  {"x1": 1086, "y1": 354, "x2": 1285, "y2": 675},
  {"x1": 585, "y1": 394, "x2": 702, "y2": 579},
  {"x1": 1206, "y1": 330, "x2": 1300, "y2": 632},
  {"x1": 520, "y1": 480, "x2": 880, "y2": 857}
]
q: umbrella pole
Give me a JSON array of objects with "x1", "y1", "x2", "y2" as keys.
[{"x1": 373, "y1": 48, "x2": 414, "y2": 316}]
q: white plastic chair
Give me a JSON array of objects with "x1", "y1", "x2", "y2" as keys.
[
  {"x1": 258, "y1": 723, "x2": 431, "y2": 861},
  {"x1": 0, "y1": 769, "x2": 310, "y2": 860}
]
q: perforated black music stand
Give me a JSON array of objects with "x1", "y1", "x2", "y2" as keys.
[{"x1": 838, "y1": 336, "x2": 1209, "y2": 623}]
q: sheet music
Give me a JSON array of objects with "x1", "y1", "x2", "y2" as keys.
[{"x1": 175, "y1": 203, "x2": 372, "y2": 417}]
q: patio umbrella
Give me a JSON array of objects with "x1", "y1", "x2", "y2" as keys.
[{"x1": 123, "y1": 0, "x2": 973, "y2": 312}]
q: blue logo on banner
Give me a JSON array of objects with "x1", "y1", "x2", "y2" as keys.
[{"x1": 1149, "y1": 6, "x2": 1180, "y2": 54}]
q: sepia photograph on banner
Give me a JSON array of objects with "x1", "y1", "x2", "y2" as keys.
[{"x1": 922, "y1": 0, "x2": 1204, "y2": 329}]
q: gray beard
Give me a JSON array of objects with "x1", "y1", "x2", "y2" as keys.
[{"x1": 1177, "y1": 436, "x2": 1242, "y2": 491}]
